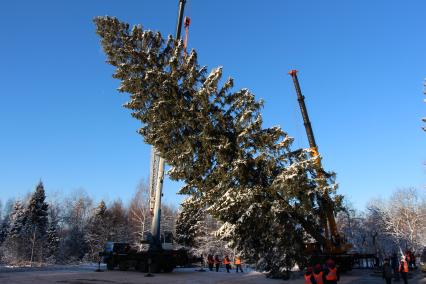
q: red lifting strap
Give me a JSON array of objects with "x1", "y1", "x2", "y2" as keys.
[
  {"x1": 184, "y1": 16, "x2": 191, "y2": 28},
  {"x1": 183, "y1": 16, "x2": 191, "y2": 57}
]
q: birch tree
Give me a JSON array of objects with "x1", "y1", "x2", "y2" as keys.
[{"x1": 129, "y1": 181, "x2": 151, "y2": 250}]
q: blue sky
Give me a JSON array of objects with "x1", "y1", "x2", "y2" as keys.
[{"x1": 0, "y1": 0, "x2": 424, "y2": 210}]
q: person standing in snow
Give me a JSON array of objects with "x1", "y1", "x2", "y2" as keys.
[
  {"x1": 382, "y1": 258, "x2": 393, "y2": 284},
  {"x1": 313, "y1": 264, "x2": 324, "y2": 284},
  {"x1": 399, "y1": 256, "x2": 409, "y2": 284},
  {"x1": 214, "y1": 255, "x2": 221, "y2": 272},
  {"x1": 207, "y1": 254, "x2": 214, "y2": 271},
  {"x1": 323, "y1": 259, "x2": 339, "y2": 284},
  {"x1": 223, "y1": 255, "x2": 231, "y2": 273},
  {"x1": 304, "y1": 267, "x2": 317, "y2": 284},
  {"x1": 234, "y1": 256, "x2": 243, "y2": 273},
  {"x1": 391, "y1": 252, "x2": 400, "y2": 281}
]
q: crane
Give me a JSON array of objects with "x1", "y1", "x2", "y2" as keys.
[
  {"x1": 288, "y1": 70, "x2": 351, "y2": 256},
  {"x1": 148, "y1": 0, "x2": 188, "y2": 251}
]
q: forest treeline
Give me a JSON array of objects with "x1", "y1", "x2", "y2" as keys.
[
  {"x1": 0, "y1": 181, "x2": 424, "y2": 267},
  {"x1": 0, "y1": 181, "x2": 177, "y2": 265}
]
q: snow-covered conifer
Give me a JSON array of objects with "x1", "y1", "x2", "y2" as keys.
[
  {"x1": 175, "y1": 197, "x2": 203, "y2": 248},
  {"x1": 107, "y1": 200, "x2": 130, "y2": 243},
  {"x1": 0, "y1": 215, "x2": 9, "y2": 245},
  {"x1": 3, "y1": 200, "x2": 28, "y2": 263},
  {"x1": 94, "y1": 16, "x2": 342, "y2": 273},
  {"x1": 27, "y1": 181, "x2": 49, "y2": 265},
  {"x1": 46, "y1": 209, "x2": 60, "y2": 263}
]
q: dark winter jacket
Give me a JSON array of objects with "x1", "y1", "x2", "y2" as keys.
[{"x1": 382, "y1": 262, "x2": 393, "y2": 279}]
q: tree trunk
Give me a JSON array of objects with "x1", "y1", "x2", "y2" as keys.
[{"x1": 30, "y1": 229, "x2": 36, "y2": 267}]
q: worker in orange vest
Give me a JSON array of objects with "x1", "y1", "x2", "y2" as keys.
[
  {"x1": 313, "y1": 264, "x2": 324, "y2": 284},
  {"x1": 324, "y1": 259, "x2": 339, "y2": 284},
  {"x1": 223, "y1": 255, "x2": 231, "y2": 273},
  {"x1": 234, "y1": 256, "x2": 243, "y2": 273},
  {"x1": 399, "y1": 256, "x2": 409, "y2": 284},
  {"x1": 304, "y1": 267, "x2": 316, "y2": 284}
]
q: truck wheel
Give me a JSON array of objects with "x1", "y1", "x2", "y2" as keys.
[
  {"x1": 163, "y1": 264, "x2": 174, "y2": 273},
  {"x1": 106, "y1": 261, "x2": 114, "y2": 270},
  {"x1": 119, "y1": 261, "x2": 129, "y2": 271},
  {"x1": 149, "y1": 263, "x2": 161, "y2": 273},
  {"x1": 136, "y1": 262, "x2": 148, "y2": 273}
]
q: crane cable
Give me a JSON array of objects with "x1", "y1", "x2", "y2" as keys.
[{"x1": 183, "y1": 16, "x2": 191, "y2": 57}]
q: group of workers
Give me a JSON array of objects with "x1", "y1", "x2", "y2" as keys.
[
  {"x1": 304, "y1": 259, "x2": 339, "y2": 284},
  {"x1": 206, "y1": 254, "x2": 243, "y2": 273},
  {"x1": 382, "y1": 253, "x2": 415, "y2": 284},
  {"x1": 305, "y1": 253, "x2": 414, "y2": 284}
]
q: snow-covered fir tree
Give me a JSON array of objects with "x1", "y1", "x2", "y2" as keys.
[
  {"x1": 85, "y1": 200, "x2": 109, "y2": 261},
  {"x1": 27, "y1": 181, "x2": 49, "y2": 265},
  {"x1": 94, "y1": 16, "x2": 342, "y2": 273},
  {"x1": 177, "y1": 200, "x2": 233, "y2": 265},
  {"x1": 175, "y1": 197, "x2": 203, "y2": 248},
  {"x1": 45, "y1": 208, "x2": 60, "y2": 263},
  {"x1": 2, "y1": 200, "x2": 28, "y2": 263},
  {"x1": 0, "y1": 199, "x2": 14, "y2": 253},
  {"x1": 0, "y1": 215, "x2": 10, "y2": 246},
  {"x1": 107, "y1": 200, "x2": 130, "y2": 243}
]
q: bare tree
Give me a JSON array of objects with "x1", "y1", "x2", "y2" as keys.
[
  {"x1": 128, "y1": 180, "x2": 152, "y2": 250},
  {"x1": 368, "y1": 188, "x2": 426, "y2": 254},
  {"x1": 60, "y1": 189, "x2": 93, "y2": 262},
  {"x1": 161, "y1": 203, "x2": 177, "y2": 235}
]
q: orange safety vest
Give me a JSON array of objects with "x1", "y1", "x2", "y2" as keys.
[
  {"x1": 304, "y1": 274, "x2": 313, "y2": 284},
  {"x1": 400, "y1": 261, "x2": 408, "y2": 273},
  {"x1": 224, "y1": 258, "x2": 230, "y2": 265},
  {"x1": 314, "y1": 271, "x2": 324, "y2": 284},
  {"x1": 326, "y1": 268, "x2": 337, "y2": 281},
  {"x1": 235, "y1": 258, "x2": 241, "y2": 265}
]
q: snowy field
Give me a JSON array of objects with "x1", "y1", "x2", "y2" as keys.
[{"x1": 0, "y1": 264, "x2": 425, "y2": 284}]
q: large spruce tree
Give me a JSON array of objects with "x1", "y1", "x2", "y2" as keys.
[
  {"x1": 27, "y1": 182, "x2": 49, "y2": 265},
  {"x1": 94, "y1": 16, "x2": 342, "y2": 273}
]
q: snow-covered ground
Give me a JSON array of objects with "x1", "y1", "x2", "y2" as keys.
[
  {"x1": 0, "y1": 263, "x2": 102, "y2": 273},
  {"x1": 0, "y1": 265, "x2": 425, "y2": 284}
]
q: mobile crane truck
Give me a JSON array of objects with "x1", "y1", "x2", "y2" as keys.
[{"x1": 288, "y1": 70, "x2": 354, "y2": 270}]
